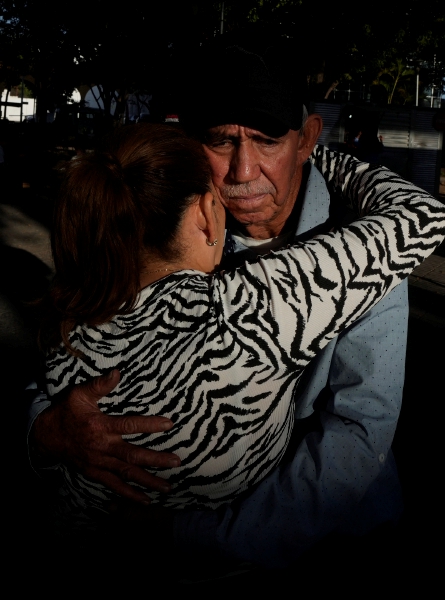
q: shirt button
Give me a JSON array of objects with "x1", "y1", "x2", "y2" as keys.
[{"x1": 379, "y1": 453, "x2": 385, "y2": 463}]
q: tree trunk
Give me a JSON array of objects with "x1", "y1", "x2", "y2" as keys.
[
  {"x1": 35, "y1": 80, "x2": 48, "y2": 124},
  {"x1": 324, "y1": 80, "x2": 339, "y2": 100},
  {"x1": 114, "y1": 88, "x2": 127, "y2": 124},
  {"x1": 3, "y1": 88, "x2": 10, "y2": 119},
  {"x1": 90, "y1": 85, "x2": 105, "y2": 115},
  {"x1": 388, "y1": 74, "x2": 400, "y2": 104}
]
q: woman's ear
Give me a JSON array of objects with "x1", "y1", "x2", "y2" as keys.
[{"x1": 196, "y1": 191, "x2": 218, "y2": 243}]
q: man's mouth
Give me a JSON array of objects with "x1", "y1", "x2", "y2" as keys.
[
  {"x1": 223, "y1": 193, "x2": 270, "y2": 209},
  {"x1": 229, "y1": 193, "x2": 267, "y2": 201}
]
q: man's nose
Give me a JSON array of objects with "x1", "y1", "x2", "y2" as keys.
[{"x1": 228, "y1": 144, "x2": 261, "y2": 183}]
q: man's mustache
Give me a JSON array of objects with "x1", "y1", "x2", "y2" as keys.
[{"x1": 220, "y1": 183, "x2": 275, "y2": 199}]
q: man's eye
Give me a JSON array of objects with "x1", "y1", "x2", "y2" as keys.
[
  {"x1": 209, "y1": 140, "x2": 232, "y2": 149},
  {"x1": 259, "y1": 138, "x2": 279, "y2": 146}
]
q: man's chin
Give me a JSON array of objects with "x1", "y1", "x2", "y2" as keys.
[
  {"x1": 232, "y1": 212, "x2": 269, "y2": 227},
  {"x1": 230, "y1": 211, "x2": 280, "y2": 235}
]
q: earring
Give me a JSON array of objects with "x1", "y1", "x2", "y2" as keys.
[{"x1": 206, "y1": 238, "x2": 218, "y2": 246}]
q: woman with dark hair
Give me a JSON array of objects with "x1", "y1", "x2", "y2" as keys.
[{"x1": 45, "y1": 123, "x2": 444, "y2": 532}]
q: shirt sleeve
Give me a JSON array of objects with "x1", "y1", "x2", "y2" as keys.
[
  {"x1": 25, "y1": 382, "x2": 58, "y2": 472},
  {"x1": 318, "y1": 281, "x2": 408, "y2": 534}
]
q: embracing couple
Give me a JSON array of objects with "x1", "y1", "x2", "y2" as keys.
[{"x1": 30, "y1": 33, "x2": 445, "y2": 576}]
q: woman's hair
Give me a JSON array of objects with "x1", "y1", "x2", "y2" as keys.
[{"x1": 46, "y1": 123, "x2": 212, "y2": 351}]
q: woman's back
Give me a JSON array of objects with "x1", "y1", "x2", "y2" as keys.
[{"x1": 47, "y1": 268, "x2": 297, "y2": 512}]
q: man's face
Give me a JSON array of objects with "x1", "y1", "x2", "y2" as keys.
[{"x1": 202, "y1": 125, "x2": 305, "y2": 239}]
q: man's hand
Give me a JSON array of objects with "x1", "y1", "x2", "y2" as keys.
[{"x1": 31, "y1": 369, "x2": 180, "y2": 504}]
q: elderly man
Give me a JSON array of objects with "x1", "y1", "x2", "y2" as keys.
[{"x1": 30, "y1": 38, "x2": 407, "y2": 567}]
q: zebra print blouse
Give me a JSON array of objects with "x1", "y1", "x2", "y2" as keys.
[{"x1": 46, "y1": 146, "x2": 445, "y2": 518}]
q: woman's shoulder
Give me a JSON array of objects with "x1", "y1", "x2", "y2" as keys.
[{"x1": 136, "y1": 270, "x2": 212, "y2": 310}]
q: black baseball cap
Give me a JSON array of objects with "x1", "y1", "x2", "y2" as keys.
[{"x1": 180, "y1": 34, "x2": 309, "y2": 138}]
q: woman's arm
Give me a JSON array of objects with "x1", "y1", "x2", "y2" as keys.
[
  {"x1": 216, "y1": 159, "x2": 444, "y2": 366},
  {"x1": 309, "y1": 144, "x2": 434, "y2": 220}
]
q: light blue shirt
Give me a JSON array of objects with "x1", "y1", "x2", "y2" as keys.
[{"x1": 174, "y1": 164, "x2": 408, "y2": 567}]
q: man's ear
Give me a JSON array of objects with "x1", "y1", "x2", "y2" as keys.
[{"x1": 298, "y1": 113, "x2": 323, "y2": 161}]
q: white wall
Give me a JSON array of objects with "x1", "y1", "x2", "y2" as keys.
[{"x1": 0, "y1": 89, "x2": 37, "y2": 122}]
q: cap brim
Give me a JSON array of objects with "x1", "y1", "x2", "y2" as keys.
[{"x1": 198, "y1": 106, "x2": 295, "y2": 138}]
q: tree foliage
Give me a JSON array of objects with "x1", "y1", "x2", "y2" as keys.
[
  {"x1": 216, "y1": 0, "x2": 445, "y2": 102},
  {"x1": 373, "y1": 58, "x2": 415, "y2": 105},
  {"x1": 1, "y1": 0, "x2": 443, "y2": 121}
]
